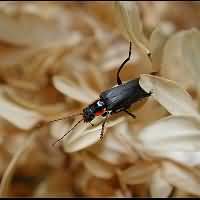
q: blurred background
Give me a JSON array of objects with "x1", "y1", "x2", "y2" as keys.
[{"x1": 0, "y1": 1, "x2": 199, "y2": 197}]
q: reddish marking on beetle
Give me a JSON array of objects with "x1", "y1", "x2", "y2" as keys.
[{"x1": 95, "y1": 109, "x2": 106, "y2": 116}]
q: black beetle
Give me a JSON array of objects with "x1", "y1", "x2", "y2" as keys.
[{"x1": 52, "y1": 41, "x2": 152, "y2": 146}]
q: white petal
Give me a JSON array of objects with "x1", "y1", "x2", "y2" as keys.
[
  {"x1": 63, "y1": 117, "x2": 124, "y2": 153},
  {"x1": 50, "y1": 120, "x2": 70, "y2": 140},
  {"x1": 161, "y1": 28, "x2": 200, "y2": 89},
  {"x1": 159, "y1": 152, "x2": 200, "y2": 167},
  {"x1": 0, "y1": 4, "x2": 74, "y2": 47},
  {"x1": 120, "y1": 161, "x2": 159, "y2": 185},
  {"x1": 53, "y1": 76, "x2": 95, "y2": 104},
  {"x1": 162, "y1": 161, "x2": 200, "y2": 195},
  {"x1": 139, "y1": 74, "x2": 200, "y2": 118},
  {"x1": 138, "y1": 115, "x2": 200, "y2": 153},
  {"x1": 90, "y1": 145, "x2": 130, "y2": 165},
  {"x1": 181, "y1": 29, "x2": 200, "y2": 88},
  {"x1": 101, "y1": 42, "x2": 135, "y2": 71},
  {"x1": 150, "y1": 169, "x2": 173, "y2": 197},
  {"x1": 114, "y1": 1, "x2": 150, "y2": 55},
  {"x1": 0, "y1": 88, "x2": 42, "y2": 130},
  {"x1": 0, "y1": 32, "x2": 81, "y2": 66},
  {"x1": 149, "y1": 24, "x2": 174, "y2": 71},
  {"x1": 81, "y1": 152, "x2": 115, "y2": 179},
  {"x1": 91, "y1": 122, "x2": 138, "y2": 165}
]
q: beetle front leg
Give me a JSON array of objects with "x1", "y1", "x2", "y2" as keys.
[{"x1": 100, "y1": 111, "x2": 111, "y2": 140}]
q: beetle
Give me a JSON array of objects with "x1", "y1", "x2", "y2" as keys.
[{"x1": 52, "y1": 41, "x2": 153, "y2": 146}]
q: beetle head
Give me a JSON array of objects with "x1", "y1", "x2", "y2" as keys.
[
  {"x1": 83, "y1": 100, "x2": 105, "y2": 122},
  {"x1": 83, "y1": 106, "x2": 95, "y2": 122}
]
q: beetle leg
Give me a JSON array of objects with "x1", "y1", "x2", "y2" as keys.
[
  {"x1": 124, "y1": 110, "x2": 136, "y2": 119},
  {"x1": 117, "y1": 41, "x2": 132, "y2": 85},
  {"x1": 100, "y1": 112, "x2": 110, "y2": 140}
]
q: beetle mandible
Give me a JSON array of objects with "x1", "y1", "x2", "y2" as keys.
[{"x1": 52, "y1": 41, "x2": 153, "y2": 146}]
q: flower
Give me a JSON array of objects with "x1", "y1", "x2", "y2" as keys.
[{"x1": 0, "y1": 1, "x2": 199, "y2": 197}]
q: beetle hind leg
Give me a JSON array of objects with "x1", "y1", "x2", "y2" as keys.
[{"x1": 124, "y1": 110, "x2": 136, "y2": 119}]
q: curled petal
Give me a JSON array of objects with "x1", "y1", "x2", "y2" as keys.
[{"x1": 139, "y1": 74, "x2": 200, "y2": 118}]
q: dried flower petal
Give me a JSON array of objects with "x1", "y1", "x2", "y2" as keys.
[
  {"x1": 149, "y1": 23, "x2": 174, "y2": 71},
  {"x1": 139, "y1": 74, "x2": 200, "y2": 118},
  {"x1": 0, "y1": 3, "x2": 72, "y2": 47},
  {"x1": 0, "y1": 88, "x2": 42, "y2": 130},
  {"x1": 81, "y1": 152, "x2": 115, "y2": 179},
  {"x1": 160, "y1": 152, "x2": 200, "y2": 167},
  {"x1": 150, "y1": 168, "x2": 173, "y2": 197},
  {"x1": 90, "y1": 122, "x2": 138, "y2": 165},
  {"x1": 120, "y1": 161, "x2": 159, "y2": 185},
  {"x1": 114, "y1": 1, "x2": 150, "y2": 55},
  {"x1": 138, "y1": 115, "x2": 200, "y2": 153},
  {"x1": 63, "y1": 117, "x2": 124, "y2": 153},
  {"x1": 53, "y1": 76, "x2": 97, "y2": 104},
  {"x1": 181, "y1": 29, "x2": 200, "y2": 89},
  {"x1": 162, "y1": 161, "x2": 200, "y2": 196},
  {"x1": 161, "y1": 29, "x2": 200, "y2": 89},
  {"x1": 137, "y1": 116, "x2": 200, "y2": 168}
]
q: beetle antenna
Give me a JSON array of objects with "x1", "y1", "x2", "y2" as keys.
[
  {"x1": 117, "y1": 41, "x2": 132, "y2": 85},
  {"x1": 47, "y1": 113, "x2": 83, "y2": 124},
  {"x1": 52, "y1": 118, "x2": 84, "y2": 146}
]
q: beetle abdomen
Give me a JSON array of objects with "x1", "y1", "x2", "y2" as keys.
[{"x1": 100, "y1": 78, "x2": 150, "y2": 111}]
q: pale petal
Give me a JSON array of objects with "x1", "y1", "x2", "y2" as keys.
[
  {"x1": 162, "y1": 161, "x2": 200, "y2": 195},
  {"x1": 0, "y1": 88, "x2": 42, "y2": 130},
  {"x1": 161, "y1": 29, "x2": 200, "y2": 89},
  {"x1": 102, "y1": 41, "x2": 153, "y2": 76},
  {"x1": 90, "y1": 122, "x2": 138, "y2": 165},
  {"x1": 81, "y1": 152, "x2": 115, "y2": 179},
  {"x1": 181, "y1": 29, "x2": 200, "y2": 89},
  {"x1": 114, "y1": 1, "x2": 150, "y2": 55},
  {"x1": 150, "y1": 24, "x2": 174, "y2": 71},
  {"x1": 50, "y1": 120, "x2": 70, "y2": 140},
  {"x1": 0, "y1": 4, "x2": 74, "y2": 47},
  {"x1": 101, "y1": 42, "x2": 135, "y2": 71},
  {"x1": 90, "y1": 145, "x2": 130, "y2": 166},
  {"x1": 120, "y1": 161, "x2": 159, "y2": 185},
  {"x1": 139, "y1": 74, "x2": 200, "y2": 118},
  {"x1": 138, "y1": 115, "x2": 200, "y2": 153},
  {"x1": 104, "y1": 122, "x2": 136, "y2": 155},
  {"x1": 63, "y1": 117, "x2": 124, "y2": 153},
  {"x1": 73, "y1": 71, "x2": 99, "y2": 100},
  {"x1": 53, "y1": 76, "x2": 95, "y2": 104},
  {"x1": 159, "y1": 152, "x2": 200, "y2": 167},
  {"x1": 150, "y1": 169, "x2": 173, "y2": 197},
  {"x1": 0, "y1": 32, "x2": 81, "y2": 66},
  {"x1": 4, "y1": 87, "x2": 66, "y2": 115}
]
